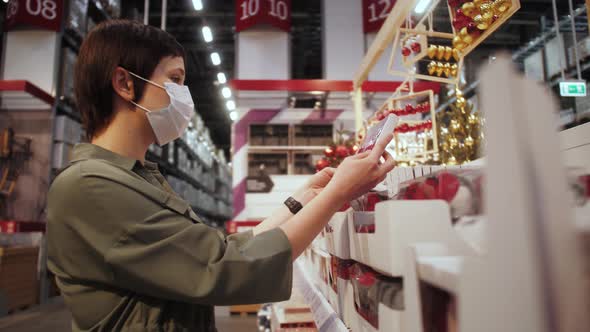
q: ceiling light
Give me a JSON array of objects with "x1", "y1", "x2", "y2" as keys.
[
  {"x1": 414, "y1": 0, "x2": 432, "y2": 14},
  {"x1": 226, "y1": 100, "x2": 236, "y2": 111},
  {"x1": 202, "y1": 26, "x2": 213, "y2": 43},
  {"x1": 192, "y1": 0, "x2": 203, "y2": 10},
  {"x1": 222, "y1": 87, "x2": 232, "y2": 99},
  {"x1": 230, "y1": 111, "x2": 238, "y2": 121},
  {"x1": 217, "y1": 73, "x2": 227, "y2": 84},
  {"x1": 211, "y1": 52, "x2": 221, "y2": 66}
]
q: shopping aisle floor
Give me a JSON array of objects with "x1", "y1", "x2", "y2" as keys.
[{"x1": 0, "y1": 298, "x2": 258, "y2": 332}]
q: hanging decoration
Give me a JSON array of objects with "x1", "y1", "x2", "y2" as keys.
[
  {"x1": 316, "y1": 125, "x2": 358, "y2": 172},
  {"x1": 435, "y1": 88, "x2": 484, "y2": 165}
]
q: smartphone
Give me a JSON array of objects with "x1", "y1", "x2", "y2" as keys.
[{"x1": 357, "y1": 114, "x2": 399, "y2": 154}]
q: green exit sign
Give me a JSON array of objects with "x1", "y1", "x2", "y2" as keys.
[{"x1": 560, "y1": 81, "x2": 587, "y2": 97}]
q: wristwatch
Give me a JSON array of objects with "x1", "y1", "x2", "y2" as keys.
[{"x1": 284, "y1": 196, "x2": 303, "y2": 215}]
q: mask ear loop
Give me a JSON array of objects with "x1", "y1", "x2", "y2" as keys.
[{"x1": 124, "y1": 69, "x2": 166, "y2": 113}]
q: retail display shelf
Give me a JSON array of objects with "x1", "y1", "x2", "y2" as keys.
[
  {"x1": 0, "y1": 80, "x2": 54, "y2": 111},
  {"x1": 325, "y1": 211, "x2": 351, "y2": 259},
  {"x1": 56, "y1": 101, "x2": 81, "y2": 122},
  {"x1": 62, "y1": 29, "x2": 82, "y2": 53},
  {"x1": 293, "y1": 258, "x2": 349, "y2": 332},
  {"x1": 146, "y1": 151, "x2": 232, "y2": 208},
  {"x1": 348, "y1": 200, "x2": 476, "y2": 277},
  {"x1": 416, "y1": 256, "x2": 463, "y2": 294},
  {"x1": 175, "y1": 138, "x2": 213, "y2": 173}
]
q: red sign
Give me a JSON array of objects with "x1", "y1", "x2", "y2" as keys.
[
  {"x1": 5, "y1": 0, "x2": 63, "y2": 32},
  {"x1": 236, "y1": 0, "x2": 291, "y2": 33},
  {"x1": 362, "y1": 0, "x2": 396, "y2": 33}
]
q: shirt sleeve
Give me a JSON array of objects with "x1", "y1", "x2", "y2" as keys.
[{"x1": 81, "y1": 173, "x2": 293, "y2": 306}]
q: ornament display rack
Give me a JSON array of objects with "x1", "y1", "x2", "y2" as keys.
[
  {"x1": 371, "y1": 80, "x2": 439, "y2": 162},
  {"x1": 55, "y1": 1, "x2": 232, "y2": 225}
]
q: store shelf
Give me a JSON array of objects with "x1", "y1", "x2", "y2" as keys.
[
  {"x1": 0, "y1": 80, "x2": 54, "y2": 111},
  {"x1": 146, "y1": 150, "x2": 232, "y2": 212},
  {"x1": 56, "y1": 101, "x2": 81, "y2": 122},
  {"x1": 62, "y1": 29, "x2": 82, "y2": 53},
  {"x1": 175, "y1": 138, "x2": 213, "y2": 172},
  {"x1": 292, "y1": 258, "x2": 349, "y2": 332},
  {"x1": 88, "y1": 0, "x2": 111, "y2": 23},
  {"x1": 416, "y1": 256, "x2": 463, "y2": 294}
]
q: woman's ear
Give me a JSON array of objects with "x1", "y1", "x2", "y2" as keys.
[{"x1": 112, "y1": 67, "x2": 135, "y2": 101}]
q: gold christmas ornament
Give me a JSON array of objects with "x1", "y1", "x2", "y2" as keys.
[
  {"x1": 473, "y1": 0, "x2": 485, "y2": 7},
  {"x1": 482, "y1": 9, "x2": 494, "y2": 21},
  {"x1": 427, "y1": 61, "x2": 436, "y2": 75},
  {"x1": 492, "y1": 0, "x2": 510, "y2": 14},
  {"x1": 456, "y1": 97, "x2": 467, "y2": 108},
  {"x1": 462, "y1": 33, "x2": 474, "y2": 45},
  {"x1": 465, "y1": 135, "x2": 475, "y2": 147},
  {"x1": 450, "y1": 119, "x2": 462, "y2": 132},
  {"x1": 453, "y1": 36, "x2": 467, "y2": 50},
  {"x1": 444, "y1": 46, "x2": 453, "y2": 61},
  {"x1": 435, "y1": 62, "x2": 445, "y2": 77},
  {"x1": 436, "y1": 45, "x2": 446, "y2": 60},
  {"x1": 461, "y1": 2, "x2": 477, "y2": 18},
  {"x1": 459, "y1": 27, "x2": 469, "y2": 38},
  {"x1": 468, "y1": 114, "x2": 478, "y2": 125},
  {"x1": 443, "y1": 62, "x2": 452, "y2": 77},
  {"x1": 479, "y1": 3, "x2": 493, "y2": 15},
  {"x1": 427, "y1": 45, "x2": 438, "y2": 59},
  {"x1": 449, "y1": 137, "x2": 459, "y2": 148},
  {"x1": 474, "y1": 14, "x2": 490, "y2": 30}
]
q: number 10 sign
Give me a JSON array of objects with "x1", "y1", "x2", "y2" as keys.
[
  {"x1": 235, "y1": 0, "x2": 291, "y2": 33},
  {"x1": 5, "y1": 0, "x2": 63, "y2": 32}
]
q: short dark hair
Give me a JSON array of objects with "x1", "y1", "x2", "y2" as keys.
[{"x1": 75, "y1": 19, "x2": 185, "y2": 139}]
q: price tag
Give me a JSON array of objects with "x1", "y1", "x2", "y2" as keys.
[
  {"x1": 362, "y1": 0, "x2": 397, "y2": 33},
  {"x1": 235, "y1": 0, "x2": 291, "y2": 33},
  {"x1": 5, "y1": 0, "x2": 63, "y2": 32}
]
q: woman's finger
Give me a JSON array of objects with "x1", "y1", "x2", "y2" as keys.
[
  {"x1": 378, "y1": 151, "x2": 397, "y2": 176},
  {"x1": 350, "y1": 151, "x2": 371, "y2": 160},
  {"x1": 369, "y1": 133, "x2": 394, "y2": 162}
]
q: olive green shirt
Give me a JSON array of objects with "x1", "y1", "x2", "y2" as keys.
[{"x1": 47, "y1": 143, "x2": 293, "y2": 331}]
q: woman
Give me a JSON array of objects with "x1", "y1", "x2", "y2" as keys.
[{"x1": 47, "y1": 20, "x2": 395, "y2": 332}]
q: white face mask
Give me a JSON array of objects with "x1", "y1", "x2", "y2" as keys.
[{"x1": 127, "y1": 71, "x2": 195, "y2": 146}]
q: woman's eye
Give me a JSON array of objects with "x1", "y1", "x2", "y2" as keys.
[{"x1": 171, "y1": 76, "x2": 181, "y2": 83}]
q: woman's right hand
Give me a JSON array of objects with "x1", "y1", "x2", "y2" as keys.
[{"x1": 324, "y1": 133, "x2": 396, "y2": 203}]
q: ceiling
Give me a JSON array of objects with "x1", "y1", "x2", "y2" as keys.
[{"x1": 129, "y1": 0, "x2": 588, "y2": 155}]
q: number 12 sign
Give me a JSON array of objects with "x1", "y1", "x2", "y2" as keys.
[
  {"x1": 5, "y1": 0, "x2": 63, "y2": 32},
  {"x1": 363, "y1": 0, "x2": 396, "y2": 33},
  {"x1": 236, "y1": 0, "x2": 291, "y2": 33}
]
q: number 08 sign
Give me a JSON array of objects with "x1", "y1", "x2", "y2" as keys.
[
  {"x1": 5, "y1": 0, "x2": 63, "y2": 32},
  {"x1": 236, "y1": 0, "x2": 291, "y2": 33}
]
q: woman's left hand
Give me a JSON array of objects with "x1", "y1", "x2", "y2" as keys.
[{"x1": 293, "y1": 167, "x2": 336, "y2": 205}]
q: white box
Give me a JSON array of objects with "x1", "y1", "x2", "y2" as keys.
[
  {"x1": 353, "y1": 302, "x2": 404, "y2": 332},
  {"x1": 325, "y1": 212, "x2": 350, "y2": 259},
  {"x1": 348, "y1": 200, "x2": 477, "y2": 277}
]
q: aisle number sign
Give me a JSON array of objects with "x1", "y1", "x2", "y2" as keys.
[
  {"x1": 235, "y1": 0, "x2": 291, "y2": 33},
  {"x1": 363, "y1": 0, "x2": 397, "y2": 33},
  {"x1": 5, "y1": 0, "x2": 63, "y2": 32},
  {"x1": 560, "y1": 81, "x2": 587, "y2": 97}
]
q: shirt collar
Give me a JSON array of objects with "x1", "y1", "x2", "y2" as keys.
[{"x1": 70, "y1": 143, "x2": 140, "y2": 171}]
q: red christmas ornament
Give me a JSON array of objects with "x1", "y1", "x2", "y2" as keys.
[
  {"x1": 349, "y1": 145, "x2": 359, "y2": 155},
  {"x1": 401, "y1": 47, "x2": 412, "y2": 57},
  {"x1": 467, "y1": 22, "x2": 477, "y2": 33},
  {"x1": 436, "y1": 172, "x2": 461, "y2": 202},
  {"x1": 324, "y1": 146, "x2": 335, "y2": 158},
  {"x1": 335, "y1": 145, "x2": 349, "y2": 158},
  {"x1": 411, "y1": 42, "x2": 422, "y2": 53},
  {"x1": 405, "y1": 104, "x2": 414, "y2": 114},
  {"x1": 316, "y1": 158, "x2": 330, "y2": 172}
]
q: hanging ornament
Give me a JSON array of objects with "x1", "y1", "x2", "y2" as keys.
[
  {"x1": 443, "y1": 63, "x2": 452, "y2": 77},
  {"x1": 435, "y1": 62, "x2": 445, "y2": 77},
  {"x1": 411, "y1": 41, "x2": 422, "y2": 53},
  {"x1": 335, "y1": 145, "x2": 349, "y2": 158},
  {"x1": 452, "y1": 48, "x2": 461, "y2": 61},
  {"x1": 428, "y1": 44, "x2": 438, "y2": 59},
  {"x1": 444, "y1": 46, "x2": 453, "y2": 61},
  {"x1": 402, "y1": 46, "x2": 412, "y2": 57},
  {"x1": 451, "y1": 63, "x2": 459, "y2": 77},
  {"x1": 428, "y1": 61, "x2": 437, "y2": 75},
  {"x1": 324, "y1": 146, "x2": 335, "y2": 158},
  {"x1": 461, "y1": 2, "x2": 477, "y2": 17},
  {"x1": 436, "y1": 46, "x2": 446, "y2": 60},
  {"x1": 493, "y1": 0, "x2": 510, "y2": 14},
  {"x1": 474, "y1": 14, "x2": 491, "y2": 30},
  {"x1": 316, "y1": 158, "x2": 330, "y2": 171}
]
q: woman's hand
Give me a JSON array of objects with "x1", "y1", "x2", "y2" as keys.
[
  {"x1": 323, "y1": 134, "x2": 396, "y2": 203},
  {"x1": 293, "y1": 167, "x2": 336, "y2": 205}
]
